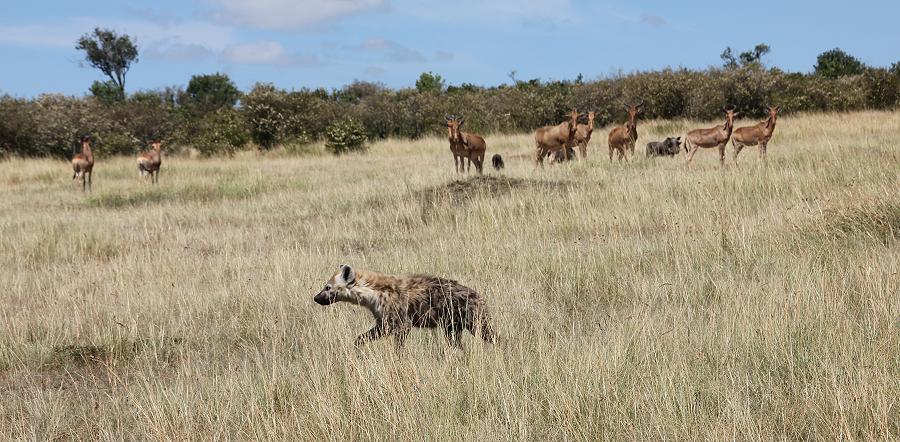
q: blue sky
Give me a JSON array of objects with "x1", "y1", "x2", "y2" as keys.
[{"x1": 1, "y1": 0, "x2": 898, "y2": 97}]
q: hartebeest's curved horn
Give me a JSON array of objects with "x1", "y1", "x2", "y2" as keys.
[
  {"x1": 636, "y1": 101, "x2": 644, "y2": 108},
  {"x1": 445, "y1": 114, "x2": 453, "y2": 121}
]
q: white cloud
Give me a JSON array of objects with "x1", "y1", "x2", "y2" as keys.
[
  {"x1": 0, "y1": 17, "x2": 235, "y2": 52},
  {"x1": 351, "y1": 38, "x2": 426, "y2": 63},
  {"x1": 206, "y1": 0, "x2": 389, "y2": 30},
  {"x1": 396, "y1": 0, "x2": 579, "y2": 26},
  {"x1": 639, "y1": 13, "x2": 667, "y2": 28},
  {"x1": 145, "y1": 42, "x2": 215, "y2": 62},
  {"x1": 222, "y1": 41, "x2": 321, "y2": 67}
]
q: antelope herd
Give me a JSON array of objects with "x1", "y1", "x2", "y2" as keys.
[
  {"x1": 441, "y1": 103, "x2": 779, "y2": 174},
  {"x1": 67, "y1": 103, "x2": 781, "y2": 191}
]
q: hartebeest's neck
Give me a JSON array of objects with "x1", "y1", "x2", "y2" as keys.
[
  {"x1": 764, "y1": 116, "x2": 777, "y2": 135},
  {"x1": 81, "y1": 142, "x2": 93, "y2": 161},
  {"x1": 724, "y1": 119, "x2": 734, "y2": 139}
]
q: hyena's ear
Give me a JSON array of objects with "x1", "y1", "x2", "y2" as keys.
[{"x1": 339, "y1": 264, "x2": 356, "y2": 287}]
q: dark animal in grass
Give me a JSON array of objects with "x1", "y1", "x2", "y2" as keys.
[
  {"x1": 492, "y1": 153, "x2": 505, "y2": 170},
  {"x1": 646, "y1": 137, "x2": 682, "y2": 157}
]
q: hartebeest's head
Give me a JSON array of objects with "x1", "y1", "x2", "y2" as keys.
[
  {"x1": 587, "y1": 111, "x2": 596, "y2": 127},
  {"x1": 622, "y1": 102, "x2": 643, "y2": 133},
  {"x1": 79, "y1": 134, "x2": 93, "y2": 156},
  {"x1": 723, "y1": 106, "x2": 739, "y2": 129},
  {"x1": 150, "y1": 139, "x2": 162, "y2": 151},
  {"x1": 568, "y1": 109, "x2": 579, "y2": 135},
  {"x1": 765, "y1": 105, "x2": 781, "y2": 128},
  {"x1": 445, "y1": 115, "x2": 464, "y2": 141}
]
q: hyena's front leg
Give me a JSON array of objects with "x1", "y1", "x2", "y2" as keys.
[
  {"x1": 393, "y1": 323, "x2": 411, "y2": 350},
  {"x1": 354, "y1": 323, "x2": 386, "y2": 347}
]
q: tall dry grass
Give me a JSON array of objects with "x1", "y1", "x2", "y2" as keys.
[{"x1": 0, "y1": 111, "x2": 898, "y2": 440}]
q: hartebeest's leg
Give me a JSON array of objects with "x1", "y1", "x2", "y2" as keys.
[
  {"x1": 760, "y1": 142, "x2": 768, "y2": 164},
  {"x1": 718, "y1": 143, "x2": 726, "y2": 168},
  {"x1": 686, "y1": 145, "x2": 700, "y2": 165},
  {"x1": 579, "y1": 142, "x2": 587, "y2": 160},
  {"x1": 535, "y1": 147, "x2": 545, "y2": 167},
  {"x1": 732, "y1": 141, "x2": 744, "y2": 166}
]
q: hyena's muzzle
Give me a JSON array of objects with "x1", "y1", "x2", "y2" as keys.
[{"x1": 313, "y1": 290, "x2": 336, "y2": 306}]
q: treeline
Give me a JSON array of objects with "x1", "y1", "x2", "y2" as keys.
[{"x1": 2, "y1": 62, "x2": 899, "y2": 158}]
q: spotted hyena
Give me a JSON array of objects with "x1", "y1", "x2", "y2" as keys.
[{"x1": 313, "y1": 264, "x2": 496, "y2": 348}]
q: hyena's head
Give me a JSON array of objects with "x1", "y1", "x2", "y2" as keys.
[{"x1": 314, "y1": 264, "x2": 356, "y2": 306}]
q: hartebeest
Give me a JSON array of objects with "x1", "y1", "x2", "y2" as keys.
[
  {"x1": 684, "y1": 106, "x2": 739, "y2": 167},
  {"x1": 445, "y1": 115, "x2": 487, "y2": 174},
  {"x1": 71, "y1": 134, "x2": 94, "y2": 192},
  {"x1": 137, "y1": 139, "x2": 162, "y2": 184},
  {"x1": 568, "y1": 111, "x2": 595, "y2": 159},
  {"x1": 732, "y1": 106, "x2": 781, "y2": 164},
  {"x1": 608, "y1": 102, "x2": 643, "y2": 162},
  {"x1": 534, "y1": 109, "x2": 579, "y2": 166}
]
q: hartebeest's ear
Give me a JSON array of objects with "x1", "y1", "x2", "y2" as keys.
[
  {"x1": 775, "y1": 106, "x2": 782, "y2": 113},
  {"x1": 338, "y1": 264, "x2": 356, "y2": 286}
]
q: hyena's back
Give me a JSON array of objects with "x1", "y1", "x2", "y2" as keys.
[{"x1": 397, "y1": 274, "x2": 495, "y2": 341}]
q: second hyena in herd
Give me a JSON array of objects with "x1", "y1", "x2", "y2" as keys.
[{"x1": 314, "y1": 265, "x2": 496, "y2": 349}]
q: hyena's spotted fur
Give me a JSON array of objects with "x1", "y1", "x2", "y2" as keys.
[{"x1": 314, "y1": 265, "x2": 496, "y2": 348}]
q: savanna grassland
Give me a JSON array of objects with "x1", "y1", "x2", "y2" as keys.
[{"x1": 1, "y1": 111, "x2": 898, "y2": 441}]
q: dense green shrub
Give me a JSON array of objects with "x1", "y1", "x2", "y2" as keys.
[
  {"x1": 324, "y1": 117, "x2": 367, "y2": 155},
  {"x1": 191, "y1": 108, "x2": 249, "y2": 157},
  {"x1": 2, "y1": 60, "x2": 899, "y2": 158},
  {"x1": 182, "y1": 73, "x2": 241, "y2": 115}
]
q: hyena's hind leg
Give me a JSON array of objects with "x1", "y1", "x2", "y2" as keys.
[
  {"x1": 466, "y1": 312, "x2": 496, "y2": 343},
  {"x1": 444, "y1": 323, "x2": 464, "y2": 349}
]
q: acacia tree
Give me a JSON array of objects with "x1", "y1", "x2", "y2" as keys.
[
  {"x1": 721, "y1": 44, "x2": 770, "y2": 69},
  {"x1": 76, "y1": 28, "x2": 139, "y2": 97}
]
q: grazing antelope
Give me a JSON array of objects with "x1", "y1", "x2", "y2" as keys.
[
  {"x1": 71, "y1": 134, "x2": 94, "y2": 192},
  {"x1": 492, "y1": 153, "x2": 505, "y2": 170},
  {"x1": 313, "y1": 264, "x2": 496, "y2": 349},
  {"x1": 445, "y1": 115, "x2": 487, "y2": 174},
  {"x1": 137, "y1": 139, "x2": 162, "y2": 184},
  {"x1": 732, "y1": 106, "x2": 781, "y2": 164},
  {"x1": 568, "y1": 111, "x2": 595, "y2": 159},
  {"x1": 684, "y1": 106, "x2": 739, "y2": 167},
  {"x1": 607, "y1": 102, "x2": 643, "y2": 162},
  {"x1": 534, "y1": 109, "x2": 579, "y2": 166}
]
